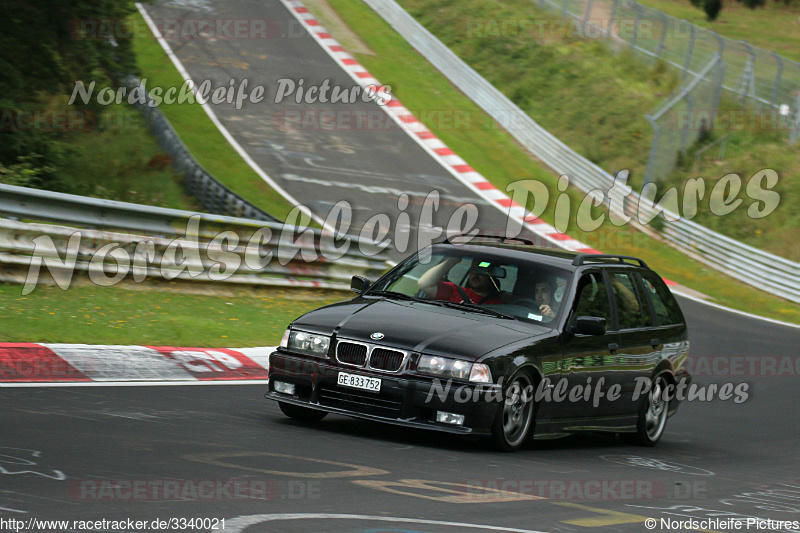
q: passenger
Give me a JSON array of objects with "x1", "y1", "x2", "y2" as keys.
[{"x1": 418, "y1": 257, "x2": 507, "y2": 305}]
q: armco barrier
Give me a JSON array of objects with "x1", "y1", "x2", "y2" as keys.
[
  {"x1": 362, "y1": 0, "x2": 800, "y2": 304},
  {"x1": 0, "y1": 184, "x2": 392, "y2": 290},
  {"x1": 124, "y1": 76, "x2": 281, "y2": 223}
]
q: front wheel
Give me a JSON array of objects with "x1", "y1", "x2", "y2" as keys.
[
  {"x1": 628, "y1": 374, "x2": 670, "y2": 446},
  {"x1": 490, "y1": 372, "x2": 536, "y2": 452},
  {"x1": 278, "y1": 402, "x2": 328, "y2": 422}
]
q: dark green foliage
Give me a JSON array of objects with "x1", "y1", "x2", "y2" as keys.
[
  {"x1": 704, "y1": 0, "x2": 723, "y2": 19},
  {"x1": 0, "y1": 0, "x2": 136, "y2": 106},
  {"x1": 734, "y1": 0, "x2": 766, "y2": 8},
  {"x1": 0, "y1": 0, "x2": 137, "y2": 184}
]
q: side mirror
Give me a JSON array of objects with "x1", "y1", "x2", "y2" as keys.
[
  {"x1": 574, "y1": 316, "x2": 606, "y2": 336},
  {"x1": 350, "y1": 276, "x2": 371, "y2": 295}
]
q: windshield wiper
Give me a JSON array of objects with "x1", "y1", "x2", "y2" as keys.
[
  {"x1": 368, "y1": 292, "x2": 460, "y2": 309},
  {"x1": 367, "y1": 290, "x2": 420, "y2": 302},
  {"x1": 439, "y1": 301, "x2": 516, "y2": 320},
  {"x1": 366, "y1": 292, "x2": 513, "y2": 319}
]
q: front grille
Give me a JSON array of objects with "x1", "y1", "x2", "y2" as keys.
[
  {"x1": 318, "y1": 385, "x2": 402, "y2": 418},
  {"x1": 335, "y1": 340, "x2": 408, "y2": 373},
  {"x1": 337, "y1": 342, "x2": 368, "y2": 366},
  {"x1": 369, "y1": 348, "x2": 405, "y2": 372}
]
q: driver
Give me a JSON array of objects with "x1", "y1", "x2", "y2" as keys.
[
  {"x1": 418, "y1": 257, "x2": 507, "y2": 305},
  {"x1": 533, "y1": 277, "x2": 558, "y2": 320}
]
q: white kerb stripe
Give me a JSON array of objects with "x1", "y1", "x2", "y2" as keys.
[{"x1": 44, "y1": 344, "x2": 197, "y2": 381}]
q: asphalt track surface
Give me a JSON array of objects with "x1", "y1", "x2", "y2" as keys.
[
  {"x1": 1, "y1": 305, "x2": 799, "y2": 532},
  {"x1": 139, "y1": 0, "x2": 544, "y2": 261},
  {"x1": 2, "y1": 1, "x2": 799, "y2": 532}
]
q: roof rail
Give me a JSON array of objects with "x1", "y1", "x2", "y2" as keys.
[
  {"x1": 572, "y1": 254, "x2": 649, "y2": 268},
  {"x1": 443, "y1": 233, "x2": 535, "y2": 246}
]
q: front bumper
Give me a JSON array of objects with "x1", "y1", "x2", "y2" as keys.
[{"x1": 266, "y1": 349, "x2": 500, "y2": 436}]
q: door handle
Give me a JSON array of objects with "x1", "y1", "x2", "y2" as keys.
[{"x1": 608, "y1": 343, "x2": 618, "y2": 353}]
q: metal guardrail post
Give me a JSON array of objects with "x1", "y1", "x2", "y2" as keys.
[
  {"x1": 582, "y1": 0, "x2": 594, "y2": 24},
  {"x1": 712, "y1": 57, "x2": 726, "y2": 120},
  {"x1": 735, "y1": 41, "x2": 757, "y2": 106},
  {"x1": 790, "y1": 92, "x2": 800, "y2": 146},
  {"x1": 655, "y1": 11, "x2": 668, "y2": 58},
  {"x1": 608, "y1": 0, "x2": 619, "y2": 38},
  {"x1": 770, "y1": 52, "x2": 784, "y2": 108},
  {"x1": 680, "y1": 92, "x2": 694, "y2": 153},
  {"x1": 644, "y1": 115, "x2": 660, "y2": 186},
  {"x1": 630, "y1": 1, "x2": 642, "y2": 52},
  {"x1": 681, "y1": 24, "x2": 695, "y2": 79},
  {"x1": 561, "y1": 0, "x2": 572, "y2": 19}
]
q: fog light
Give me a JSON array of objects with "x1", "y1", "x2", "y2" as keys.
[
  {"x1": 274, "y1": 381, "x2": 296, "y2": 396},
  {"x1": 436, "y1": 411, "x2": 465, "y2": 425}
]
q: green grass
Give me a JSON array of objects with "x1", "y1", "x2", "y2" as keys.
[
  {"x1": 57, "y1": 103, "x2": 197, "y2": 208},
  {"x1": 0, "y1": 282, "x2": 347, "y2": 346},
  {"x1": 0, "y1": 96, "x2": 196, "y2": 210},
  {"x1": 634, "y1": 0, "x2": 800, "y2": 63},
  {"x1": 130, "y1": 11, "x2": 298, "y2": 221},
  {"x1": 306, "y1": 0, "x2": 800, "y2": 324},
  {"x1": 391, "y1": 0, "x2": 800, "y2": 260},
  {"x1": 660, "y1": 97, "x2": 800, "y2": 259}
]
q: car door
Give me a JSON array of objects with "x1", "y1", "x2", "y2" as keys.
[
  {"x1": 557, "y1": 270, "x2": 621, "y2": 421},
  {"x1": 605, "y1": 268, "x2": 659, "y2": 417},
  {"x1": 639, "y1": 269, "x2": 689, "y2": 375}
]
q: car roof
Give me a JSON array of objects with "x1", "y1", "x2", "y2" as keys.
[{"x1": 430, "y1": 241, "x2": 650, "y2": 272}]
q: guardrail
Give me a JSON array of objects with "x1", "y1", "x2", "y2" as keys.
[
  {"x1": 363, "y1": 0, "x2": 800, "y2": 304},
  {"x1": 124, "y1": 76, "x2": 281, "y2": 223},
  {"x1": 0, "y1": 184, "x2": 391, "y2": 291}
]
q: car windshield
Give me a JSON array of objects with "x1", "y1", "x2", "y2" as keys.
[{"x1": 367, "y1": 250, "x2": 572, "y2": 325}]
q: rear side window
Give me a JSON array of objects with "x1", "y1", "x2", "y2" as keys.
[
  {"x1": 641, "y1": 272, "x2": 683, "y2": 325},
  {"x1": 610, "y1": 272, "x2": 651, "y2": 329}
]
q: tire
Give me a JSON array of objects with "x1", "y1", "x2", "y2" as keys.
[
  {"x1": 278, "y1": 401, "x2": 328, "y2": 422},
  {"x1": 490, "y1": 372, "x2": 536, "y2": 452},
  {"x1": 628, "y1": 374, "x2": 670, "y2": 446}
]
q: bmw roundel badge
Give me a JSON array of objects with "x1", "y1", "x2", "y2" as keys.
[{"x1": 370, "y1": 332, "x2": 385, "y2": 340}]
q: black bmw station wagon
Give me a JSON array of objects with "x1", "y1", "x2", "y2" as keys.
[{"x1": 266, "y1": 239, "x2": 690, "y2": 451}]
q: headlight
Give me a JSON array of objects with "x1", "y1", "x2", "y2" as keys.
[
  {"x1": 285, "y1": 329, "x2": 330, "y2": 357},
  {"x1": 417, "y1": 355, "x2": 488, "y2": 382}
]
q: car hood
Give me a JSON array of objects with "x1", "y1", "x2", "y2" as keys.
[{"x1": 291, "y1": 297, "x2": 551, "y2": 359}]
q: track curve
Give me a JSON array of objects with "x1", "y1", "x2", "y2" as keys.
[{"x1": 2, "y1": 1, "x2": 799, "y2": 531}]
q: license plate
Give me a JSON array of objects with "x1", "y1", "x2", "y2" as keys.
[{"x1": 337, "y1": 372, "x2": 381, "y2": 393}]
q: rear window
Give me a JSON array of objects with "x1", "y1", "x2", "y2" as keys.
[{"x1": 641, "y1": 272, "x2": 683, "y2": 325}]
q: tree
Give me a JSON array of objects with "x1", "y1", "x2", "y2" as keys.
[
  {"x1": 0, "y1": 0, "x2": 136, "y2": 185},
  {"x1": 687, "y1": 0, "x2": 723, "y2": 20},
  {"x1": 704, "y1": 0, "x2": 723, "y2": 20}
]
